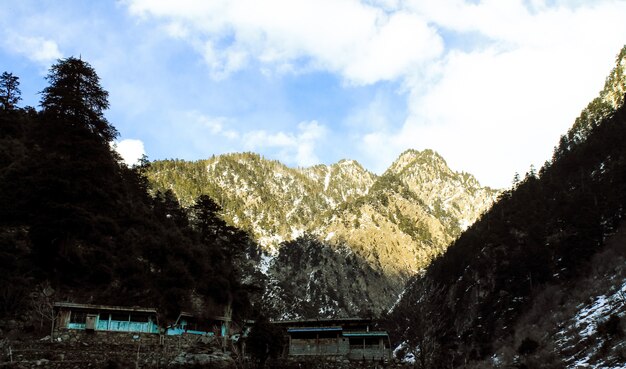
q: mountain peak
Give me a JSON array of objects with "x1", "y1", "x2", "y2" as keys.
[{"x1": 386, "y1": 148, "x2": 449, "y2": 176}]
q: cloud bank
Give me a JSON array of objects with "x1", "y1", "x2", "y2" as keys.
[
  {"x1": 125, "y1": 0, "x2": 444, "y2": 84},
  {"x1": 2, "y1": 0, "x2": 625, "y2": 188}
]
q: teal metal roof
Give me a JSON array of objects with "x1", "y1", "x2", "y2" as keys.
[
  {"x1": 53, "y1": 302, "x2": 157, "y2": 314},
  {"x1": 273, "y1": 318, "x2": 371, "y2": 325},
  {"x1": 342, "y1": 331, "x2": 388, "y2": 337},
  {"x1": 288, "y1": 326, "x2": 342, "y2": 333}
]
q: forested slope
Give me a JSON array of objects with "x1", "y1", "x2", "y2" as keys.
[
  {"x1": 0, "y1": 59, "x2": 256, "y2": 325},
  {"x1": 389, "y1": 46, "x2": 626, "y2": 369}
]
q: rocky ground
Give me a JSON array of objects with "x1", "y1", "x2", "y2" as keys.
[{"x1": 0, "y1": 325, "x2": 236, "y2": 369}]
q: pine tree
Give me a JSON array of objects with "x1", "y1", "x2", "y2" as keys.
[
  {"x1": 26, "y1": 58, "x2": 122, "y2": 279},
  {"x1": 0, "y1": 72, "x2": 21, "y2": 110},
  {"x1": 40, "y1": 57, "x2": 117, "y2": 142}
]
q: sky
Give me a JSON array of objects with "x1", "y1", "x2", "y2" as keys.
[{"x1": 1, "y1": 0, "x2": 625, "y2": 189}]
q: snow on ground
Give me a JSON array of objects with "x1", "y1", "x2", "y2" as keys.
[
  {"x1": 291, "y1": 227, "x2": 304, "y2": 240},
  {"x1": 573, "y1": 279, "x2": 626, "y2": 339},
  {"x1": 393, "y1": 341, "x2": 416, "y2": 364},
  {"x1": 324, "y1": 166, "x2": 331, "y2": 192},
  {"x1": 259, "y1": 253, "x2": 274, "y2": 275},
  {"x1": 325, "y1": 231, "x2": 335, "y2": 241},
  {"x1": 557, "y1": 278, "x2": 626, "y2": 368}
]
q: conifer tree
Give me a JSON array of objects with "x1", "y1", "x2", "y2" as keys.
[
  {"x1": 27, "y1": 57, "x2": 121, "y2": 279},
  {"x1": 0, "y1": 72, "x2": 21, "y2": 110},
  {"x1": 40, "y1": 57, "x2": 117, "y2": 142}
]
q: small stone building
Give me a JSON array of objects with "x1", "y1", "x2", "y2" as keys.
[
  {"x1": 54, "y1": 302, "x2": 159, "y2": 334},
  {"x1": 274, "y1": 318, "x2": 391, "y2": 361}
]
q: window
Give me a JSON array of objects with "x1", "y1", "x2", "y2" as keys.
[
  {"x1": 111, "y1": 313, "x2": 129, "y2": 321},
  {"x1": 70, "y1": 311, "x2": 86, "y2": 324},
  {"x1": 130, "y1": 314, "x2": 150, "y2": 323}
]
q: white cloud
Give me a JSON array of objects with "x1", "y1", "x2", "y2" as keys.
[
  {"x1": 190, "y1": 112, "x2": 240, "y2": 139},
  {"x1": 114, "y1": 139, "x2": 146, "y2": 166},
  {"x1": 172, "y1": 112, "x2": 326, "y2": 167},
  {"x1": 243, "y1": 120, "x2": 327, "y2": 167},
  {"x1": 4, "y1": 34, "x2": 62, "y2": 65},
  {"x1": 124, "y1": 0, "x2": 444, "y2": 84},
  {"x1": 123, "y1": 0, "x2": 626, "y2": 187},
  {"x1": 352, "y1": 0, "x2": 626, "y2": 188}
]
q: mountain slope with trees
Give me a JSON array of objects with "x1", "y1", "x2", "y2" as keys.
[
  {"x1": 0, "y1": 58, "x2": 256, "y2": 328},
  {"x1": 388, "y1": 45, "x2": 626, "y2": 369},
  {"x1": 146, "y1": 148, "x2": 498, "y2": 318}
]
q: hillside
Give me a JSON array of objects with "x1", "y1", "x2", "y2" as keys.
[
  {"x1": 0, "y1": 58, "x2": 253, "y2": 327},
  {"x1": 389, "y1": 45, "x2": 626, "y2": 369},
  {"x1": 146, "y1": 149, "x2": 498, "y2": 317},
  {"x1": 147, "y1": 150, "x2": 497, "y2": 268}
]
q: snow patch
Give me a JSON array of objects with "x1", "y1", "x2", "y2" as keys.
[
  {"x1": 573, "y1": 280, "x2": 626, "y2": 338},
  {"x1": 259, "y1": 253, "x2": 274, "y2": 275},
  {"x1": 324, "y1": 166, "x2": 331, "y2": 192},
  {"x1": 558, "y1": 278, "x2": 626, "y2": 368},
  {"x1": 459, "y1": 219, "x2": 472, "y2": 231},
  {"x1": 393, "y1": 341, "x2": 416, "y2": 364},
  {"x1": 291, "y1": 228, "x2": 304, "y2": 240}
]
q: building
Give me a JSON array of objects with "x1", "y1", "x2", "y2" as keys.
[
  {"x1": 166, "y1": 312, "x2": 231, "y2": 336},
  {"x1": 273, "y1": 318, "x2": 391, "y2": 361},
  {"x1": 54, "y1": 302, "x2": 159, "y2": 334}
]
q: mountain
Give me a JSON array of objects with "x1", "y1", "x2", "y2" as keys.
[
  {"x1": 262, "y1": 235, "x2": 397, "y2": 319},
  {"x1": 388, "y1": 45, "x2": 626, "y2": 369},
  {"x1": 146, "y1": 149, "x2": 499, "y2": 317}
]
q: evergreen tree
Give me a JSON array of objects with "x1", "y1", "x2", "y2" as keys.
[
  {"x1": 0, "y1": 72, "x2": 21, "y2": 110},
  {"x1": 191, "y1": 194, "x2": 226, "y2": 240},
  {"x1": 40, "y1": 57, "x2": 117, "y2": 142},
  {"x1": 23, "y1": 58, "x2": 122, "y2": 280}
]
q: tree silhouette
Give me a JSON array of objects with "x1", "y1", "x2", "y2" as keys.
[
  {"x1": 191, "y1": 194, "x2": 226, "y2": 240},
  {"x1": 246, "y1": 317, "x2": 286, "y2": 368},
  {"x1": 40, "y1": 57, "x2": 117, "y2": 142},
  {"x1": 0, "y1": 72, "x2": 21, "y2": 110}
]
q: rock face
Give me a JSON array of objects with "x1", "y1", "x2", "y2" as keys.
[
  {"x1": 147, "y1": 149, "x2": 499, "y2": 317},
  {"x1": 262, "y1": 236, "x2": 398, "y2": 319}
]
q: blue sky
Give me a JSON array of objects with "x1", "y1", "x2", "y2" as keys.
[{"x1": 1, "y1": 0, "x2": 625, "y2": 188}]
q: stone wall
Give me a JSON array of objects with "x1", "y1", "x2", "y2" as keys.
[
  {"x1": 1, "y1": 329, "x2": 404, "y2": 368},
  {"x1": 1, "y1": 328, "x2": 235, "y2": 369},
  {"x1": 266, "y1": 357, "x2": 413, "y2": 369}
]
